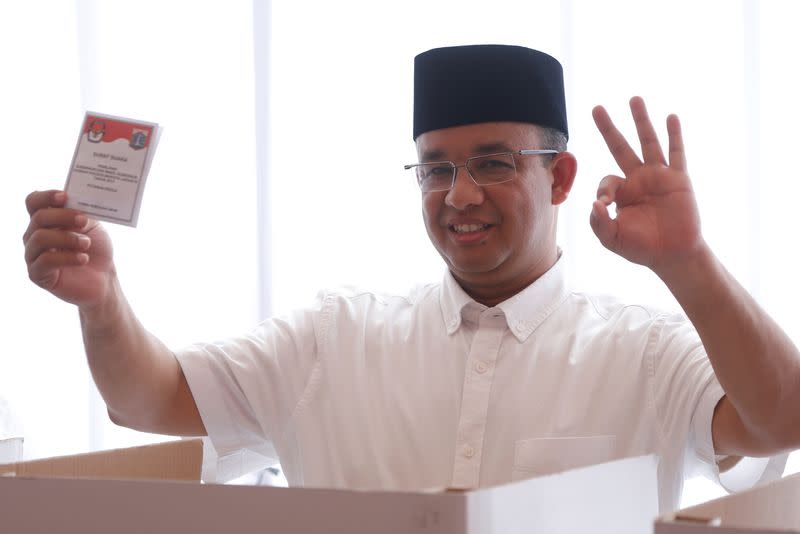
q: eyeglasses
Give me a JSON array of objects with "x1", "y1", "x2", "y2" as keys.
[{"x1": 403, "y1": 150, "x2": 559, "y2": 193}]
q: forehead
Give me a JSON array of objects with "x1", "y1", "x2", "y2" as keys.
[{"x1": 415, "y1": 122, "x2": 542, "y2": 160}]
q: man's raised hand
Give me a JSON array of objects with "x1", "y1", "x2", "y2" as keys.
[
  {"x1": 590, "y1": 97, "x2": 706, "y2": 275},
  {"x1": 23, "y1": 190, "x2": 115, "y2": 309}
]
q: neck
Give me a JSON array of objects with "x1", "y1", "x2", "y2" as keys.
[{"x1": 453, "y1": 251, "x2": 558, "y2": 307}]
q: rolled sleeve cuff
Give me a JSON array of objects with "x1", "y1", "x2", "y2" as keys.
[
  {"x1": 176, "y1": 345, "x2": 277, "y2": 483},
  {"x1": 691, "y1": 381, "x2": 725, "y2": 467},
  {"x1": 691, "y1": 381, "x2": 788, "y2": 493}
]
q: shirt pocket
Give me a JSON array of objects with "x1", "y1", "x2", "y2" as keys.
[{"x1": 511, "y1": 435, "x2": 617, "y2": 482}]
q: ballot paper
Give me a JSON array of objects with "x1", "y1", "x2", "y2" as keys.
[{"x1": 64, "y1": 112, "x2": 160, "y2": 227}]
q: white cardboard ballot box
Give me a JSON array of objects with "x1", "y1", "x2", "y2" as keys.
[
  {"x1": 656, "y1": 470, "x2": 800, "y2": 534},
  {"x1": 0, "y1": 439, "x2": 659, "y2": 534}
]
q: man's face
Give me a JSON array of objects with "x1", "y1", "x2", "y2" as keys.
[{"x1": 417, "y1": 122, "x2": 562, "y2": 293}]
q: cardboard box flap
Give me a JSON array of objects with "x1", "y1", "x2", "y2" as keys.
[
  {"x1": 657, "y1": 471, "x2": 800, "y2": 532},
  {"x1": 467, "y1": 454, "x2": 659, "y2": 534},
  {"x1": 0, "y1": 438, "x2": 202, "y2": 482}
]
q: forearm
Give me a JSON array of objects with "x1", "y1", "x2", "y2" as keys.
[
  {"x1": 657, "y1": 245, "x2": 800, "y2": 448},
  {"x1": 79, "y1": 276, "x2": 202, "y2": 435}
]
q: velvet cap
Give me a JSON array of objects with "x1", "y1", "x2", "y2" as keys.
[{"x1": 413, "y1": 44, "x2": 568, "y2": 141}]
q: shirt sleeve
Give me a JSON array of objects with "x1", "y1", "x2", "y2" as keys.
[
  {"x1": 175, "y1": 291, "x2": 329, "y2": 482},
  {"x1": 0, "y1": 396, "x2": 23, "y2": 440},
  {"x1": 653, "y1": 313, "x2": 787, "y2": 495},
  {"x1": 688, "y1": 373, "x2": 788, "y2": 493}
]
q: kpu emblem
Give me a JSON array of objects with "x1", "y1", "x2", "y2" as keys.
[
  {"x1": 87, "y1": 120, "x2": 105, "y2": 143},
  {"x1": 130, "y1": 129, "x2": 148, "y2": 150}
]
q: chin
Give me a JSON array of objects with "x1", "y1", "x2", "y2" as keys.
[{"x1": 447, "y1": 258, "x2": 504, "y2": 277}]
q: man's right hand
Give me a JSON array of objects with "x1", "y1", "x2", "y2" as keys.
[
  {"x1": 23, "y1": 190, "x2": 115, "y2": 310},
  {"x1": 23, "y1": 190, "x2": 206, "y2": 436}
]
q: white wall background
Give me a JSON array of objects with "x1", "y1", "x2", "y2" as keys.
[{"x1": 1, "y1": 0, "x2": 799, "y2": 508}]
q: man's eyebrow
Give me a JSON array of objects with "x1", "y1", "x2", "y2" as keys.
[
  {"x1": 473, "y1": 142, "x2": 514, "y2": 154},
  {"x1": 419, "y1": 142, "x2": 514, "y2": 162},
  {"x1": 420, "y1": 149, "x2": 446, "y2": 162}
]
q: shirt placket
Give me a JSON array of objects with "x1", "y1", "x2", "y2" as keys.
[{"x1": 450, "y1": 311, "x2": 506, "y2": 488}]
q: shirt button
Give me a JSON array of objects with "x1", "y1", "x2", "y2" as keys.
[
  {"x1": 463, "y1": 445, "x2": 475, "y2": 459},
  {"x1": 475, "y1": 361, "x2": 488, "y2": 374}
]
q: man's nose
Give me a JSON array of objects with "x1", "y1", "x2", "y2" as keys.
[{"x1": 445, "y1": 166, "x2": 484, "y2": 210}]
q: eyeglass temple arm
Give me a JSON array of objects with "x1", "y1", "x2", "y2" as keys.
[{"x1": 518, "y1": 149, "x2": 559, "y2": 155}]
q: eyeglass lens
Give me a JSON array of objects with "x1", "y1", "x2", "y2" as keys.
[{"x1": 415, "y1": 153, "x2": 517, "y2": 192}]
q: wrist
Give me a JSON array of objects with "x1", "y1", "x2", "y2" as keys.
[
  {"x1": 78, "y1": 275, "x2": 124, "y2": 331},
  {"x1": 653, "y1": 242, "x2": 721, "y2": 301}
]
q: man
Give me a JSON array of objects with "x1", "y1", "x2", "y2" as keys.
[{"x1": 22, "y1": 45, "x2": 799, "y2": 513}]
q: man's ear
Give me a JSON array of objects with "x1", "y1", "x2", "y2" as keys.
[{"x1": 549, "y1": 151, "x2": 577, "y2": 205}]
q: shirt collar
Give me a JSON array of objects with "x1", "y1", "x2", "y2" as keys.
[{"x1": 439, "y1": 252, "x2": 570, "y2": 342}]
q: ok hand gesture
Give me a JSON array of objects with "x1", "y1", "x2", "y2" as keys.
[{"x1": 590, "y1": 97, "x2": 706, "y2": 275}]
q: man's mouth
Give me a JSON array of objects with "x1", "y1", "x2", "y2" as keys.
[
  {"x1": 447, "y1": 223, "x2": 495, "y2": 244},
  {"x1": 449, "y1": 223, "x2": 493, "y2": 234}
]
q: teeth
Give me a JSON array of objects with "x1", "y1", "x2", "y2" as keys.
[{"x1": 452, "y1": 224, "x2": 489, "y2": 233}]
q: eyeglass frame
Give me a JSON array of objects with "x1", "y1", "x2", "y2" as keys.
[{"x1": 403, "y1": 149, "x2": 560, "y2": 193}]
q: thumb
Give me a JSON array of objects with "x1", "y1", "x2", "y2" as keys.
[{"x1": 589, "y1": 199, "x2": 619, "y2": 253}]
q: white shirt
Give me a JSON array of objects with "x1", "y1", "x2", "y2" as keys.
[{"x1": 176, "y1": 256, "x2": 784, "y2": 513}]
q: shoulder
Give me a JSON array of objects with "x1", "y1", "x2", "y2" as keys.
[
  {"x1": 315, "y1": 281, "x2": 441, "y2": 316},
  {"x1": 565, "y1": 291, "x2": 690, "y2": 334},
  {"x1": 569, "y1": 291, "x2": 663, "y2": 321},
  {"x1": 567, "y1": 291, "x2": 703, "y2": 360}
]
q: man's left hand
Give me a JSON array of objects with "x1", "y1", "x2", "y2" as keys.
[{"x1": 590, "y1": 97, "x2": 706, "y2": 275}]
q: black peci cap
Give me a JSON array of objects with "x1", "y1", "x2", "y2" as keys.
[{"x1": 413, "y1": 44, "x2": 568, "y2": 141}]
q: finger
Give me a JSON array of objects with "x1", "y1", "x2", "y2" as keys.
[
  {"x1": 596, "y1": 174, "x2": 625, "y2": 205},
  {"x1": 25, "y1": 228, "x2": 92, "y2": 264},
  {"x1": 592, "y1": 105, "x2": 642, "y2": 176},
  {"x1": 589, "y1": 200, "x2": 619, "y2": 254},
  {"x1": 23, "y1": 210, "x2": 88, "y2": 245},
  {"x1": 666, "y1": 114, "x2": 687, "y2": 172},
  {"x1": 25, "y1": 190, "x2": 67, "y2": 217},
  {"x1": 28, "y1": 251, "x2": 89, "y2": 290},
  {"x1": 629, "y1": 96, "x2": 666, "y2": 165}
]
